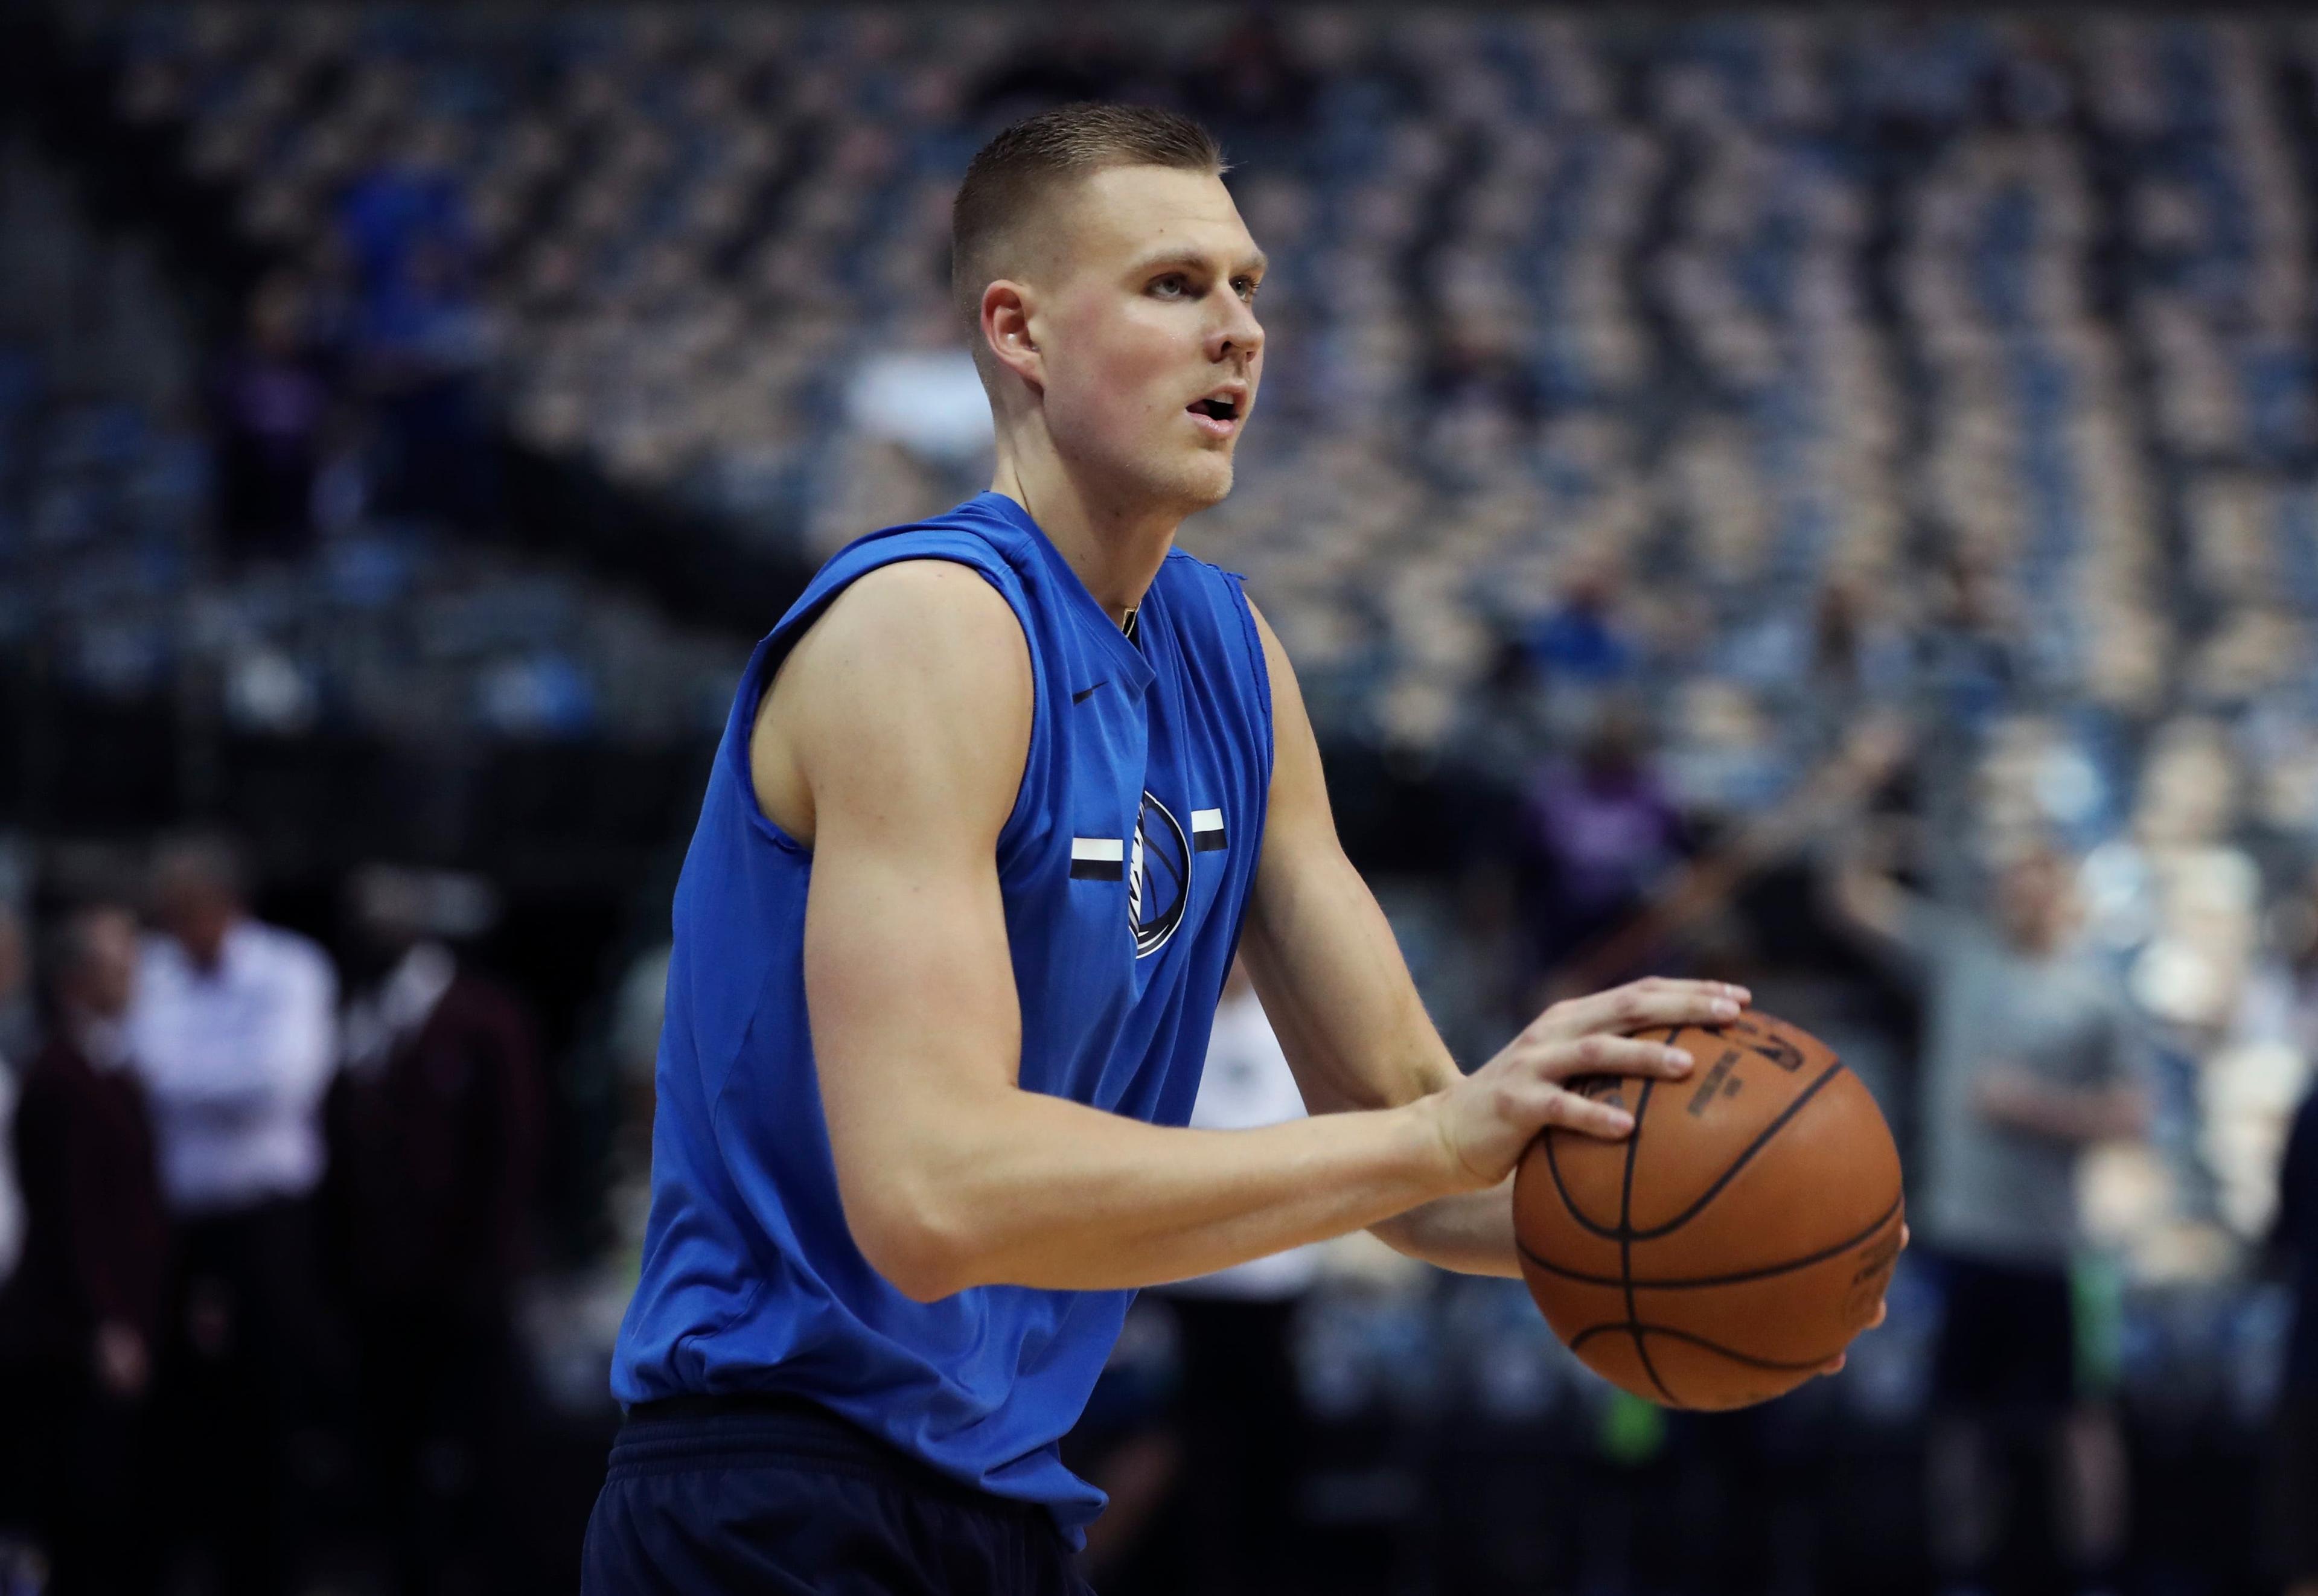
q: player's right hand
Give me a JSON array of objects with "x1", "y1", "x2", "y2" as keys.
[{"x1": 1423, "y1": 977, "x2": 1749, "y2": 1192}]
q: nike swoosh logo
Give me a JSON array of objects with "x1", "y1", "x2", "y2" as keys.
[{"x1": 1071, "y1": 681, "x2": 1107, "y2": 705}]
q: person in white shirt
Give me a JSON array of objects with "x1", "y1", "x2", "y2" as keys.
[
  {"x1": 1153, "y1": 959, "x2": 1325, "y2": 1595},
  {"x1": 133, "y1": 843, "x2": 337, "y2": 1216},
  {"x1": 129, "y1": 834, "x2": 338, "y2": 1596}
]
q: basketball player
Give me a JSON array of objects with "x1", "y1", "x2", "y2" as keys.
[{"x1": 581, "y1": 104, "x2": 1872, "y2": 1595}]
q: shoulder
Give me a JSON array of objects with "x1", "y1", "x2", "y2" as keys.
[
  {"x1": 137, "y1": 933, "x2": 180, "y2": 978},
  {"x1": 765, "y1": 559, "x2": 1034, "y2": 838},
  {"x1": 1157, "y1": 546, "x2": 1253, "y2": 612},
  {"x1": 782, "y1": 560, "x2": 1032, "y2": 718},
  {"x1": 238, "y1": 922, "x2": 337, "y2": 992}
]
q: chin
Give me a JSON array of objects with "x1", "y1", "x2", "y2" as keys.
[{"x1": 1160, "y1": 453, "x2": 1236, "y2": 512}]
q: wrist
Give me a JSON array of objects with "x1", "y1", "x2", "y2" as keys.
[{"x1": 1399, "y1": 1093, "x2": 1481, "y2": 1199}]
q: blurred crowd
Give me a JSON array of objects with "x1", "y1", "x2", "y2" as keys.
[
  {"x1": 0, "y1": 136, "x2": 742, "y2": 751},
  {"x1": 0, "y1": 838, "x2": 544, "y2": 1596},
  {"x1": 88, "y1": 10, "x2": 2318, "y2": 754},
  {"x1": 75, "y1": 10, "x2": 2318, "y2": 1271}
]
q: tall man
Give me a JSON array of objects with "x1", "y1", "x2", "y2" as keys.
[
  {"x1": 584, "y1": 105, "x2": 1876, "y2": 1595},
  {"x1": 130, "y1": 835, "x2": 337, "y2": 1596},
  {"x1": 0, "y1": 905, "x2": 168, "y2": 1596},
  {"x1": 330, "y1": 864, "x2": 541, "y2": 1596},
  {"x1": 1827, "y1": 837, "x2": 2147, "y2": 1596}
]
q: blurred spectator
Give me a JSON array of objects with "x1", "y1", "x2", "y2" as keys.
[
  {"x1": 2275, "y1": 1079, "x2": 2318, "y2": 1596},
  {"x1": 1152, "y1": 959, "x2": 1323, "y2": 1595},
  {"x1": 328, "y1": 863, "x2": 541, "y2": 1596},
  {"x1": 0, "y1": 901, "x2": 31, "y2": 1069},
  {"x1": 209, "y1": 272, "x2": 330, "y2": 563},
  {"x1": 602, "y1": 941, "x2": 672, "y2": 1263},
  {"x1": 1523, "y1": 560, "x2": 1637, "y2": 689},
  {"x1": 129, "y1": 834, "x2": 337, "y2": 1596},
  {"x1": 0, "y1": 901, "x2": 28, "y2": 1291},
  {"x1": 1825, "y1": 832, "x2": 2150, "y2": 1596},
  {"x1": 0, "y1": 905, "x2": 168, "y2": 1596},
  {"x1": 340, "y1": 122, "x2": 496, "y2": 530},
  {"x1": 1809, "y1": 575, "x2": 1912, "y2": 727},
  {"x1": 1522, "y1": 704, "x2": 1687, "y2": 971}
]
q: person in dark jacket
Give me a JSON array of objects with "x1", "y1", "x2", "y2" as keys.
[
  {"x1": 328, "y1": 865, "x2": 542, "y2": 1596},
  {"x1": 2276, "y1": 1082, "x2": 2318, "y2": 1596},
  {"x1": 0, "y1": 904, "x2": 168, "y2": 1596}
]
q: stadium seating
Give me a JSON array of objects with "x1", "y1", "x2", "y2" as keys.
[{"x1": 43, "y1": 8, "x2": 2318, "y2": 1288}]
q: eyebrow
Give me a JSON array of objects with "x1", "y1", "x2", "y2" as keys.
[{"x1": 1129, "y1": 247, "x2": 1269, "y2": 279}]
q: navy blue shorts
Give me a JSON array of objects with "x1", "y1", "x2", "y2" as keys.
[{"x1": 580, "y1": 1396, "x2": 1094, "y2": 1596}]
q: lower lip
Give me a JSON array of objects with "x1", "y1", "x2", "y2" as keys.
[{"x1": 1189, "y1": 410, "x2": 1239, "y2": 439}]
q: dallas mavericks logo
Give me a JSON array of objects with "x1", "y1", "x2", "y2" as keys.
[
  {"x1": 1069, "y1": 795, "x2": 1227, "y2": 958},
  {"x1": 1128, "y1": 793, "x2": 1190, "y2": 957}
]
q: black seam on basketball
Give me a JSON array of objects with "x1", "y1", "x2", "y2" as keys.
[
  {"x1": 1566, "y1": 1321, "x2": 1839, "y2": 1373},
  {"x1": 1539, "y1": 1031, "x2": 1673, "y2": 1242},
  {"x1": 1544, "y1": 1115, "x2": 1624, "y2": 1239},
  {"x1": 1623, "y1": 1061, "x2": 1847, "y2": 1242},
  {"x1": 1516, "y1": 1191, "x2": 1904, "y2": 1290},
  {"x1": 1620, "y1": 1079, "x2": 1678, "y2": 1406}
]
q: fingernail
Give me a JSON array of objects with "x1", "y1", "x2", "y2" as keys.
[
  {"x1": 1606, "y1": 1111, "x2": 1634, "y2": 1134},
  {"x1": 1662, "y1": 1047, "x2": 1693, "y2": 1070},
  {"x1": 1711, "y1": 998, "x2": 1738, "y2": 1019},
  {"x1": 1723, "y1": 985, "x2": 1751, "y2": 1000}
]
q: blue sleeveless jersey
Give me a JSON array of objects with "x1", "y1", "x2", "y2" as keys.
[{"x1": 611, "y1": 492, "x2": 1273, "y2": 1539}]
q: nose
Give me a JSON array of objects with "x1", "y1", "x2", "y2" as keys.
[{"x1": 1207, "y1": 294, "x2": 1263, "y2": 367}]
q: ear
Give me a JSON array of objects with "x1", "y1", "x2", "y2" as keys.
[{"x1": 981, "y1": 281, "x2": 1044, "y2": 390}]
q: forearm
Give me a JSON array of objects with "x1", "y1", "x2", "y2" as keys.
[
  {"x1": 1981, "y1": 1080, "x2": 2148, "y2": 1144},
  {"x1": 849, "y1": 1089, "x2": 1462, "y2": 1299},
  {"x1": 1370, "y1": 1179, "x2": 1522, "y2": 1277},
  {"x1": 1242, "y1": 835, "x2": 1462, "y2": 1110}
]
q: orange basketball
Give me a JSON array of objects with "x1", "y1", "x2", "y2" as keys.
[{"x1": 1512, "y1": 1012, "x2": 1904, "y2": 1410}]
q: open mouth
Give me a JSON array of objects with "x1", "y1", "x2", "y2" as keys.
[
  {"x1": 1187, "y1": 392, "x2": 1244, "y2": 434},
  {"x1": 1189, "y1": 396, "x2": 1239, "y2": 422}
]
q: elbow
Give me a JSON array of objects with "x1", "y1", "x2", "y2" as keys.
[{"x1": 843, "y1": 1178, "x2": 983, "y2": 1303}]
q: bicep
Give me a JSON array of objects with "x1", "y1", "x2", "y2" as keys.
[{"x1": 778, "y1": 564, "x2": 1035, "y2": 1216}]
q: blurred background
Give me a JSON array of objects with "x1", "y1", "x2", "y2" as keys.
[{"x1": 0, "y1": 2, "x2": 2314, "y2": 1594}]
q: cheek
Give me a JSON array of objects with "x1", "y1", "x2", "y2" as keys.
[{"x1": 1055, "y1": 313, "x2": 1185, "y2": 435}]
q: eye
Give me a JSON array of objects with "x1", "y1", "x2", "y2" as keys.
[
  {"x1": 1149, "y1": 273, "x2": 1191, "y2": 299},
  {"x1": 1233, "y1": 275, "x2": 1261, "y2": 302}
]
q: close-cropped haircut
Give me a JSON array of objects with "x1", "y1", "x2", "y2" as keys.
[{"x1": 951, "y1": 103, "x2": 1227, "y2": 339}]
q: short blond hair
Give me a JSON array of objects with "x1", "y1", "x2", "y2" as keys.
[{"x1": 950, "y1": 103, "x2": 1226, "y2": 336}]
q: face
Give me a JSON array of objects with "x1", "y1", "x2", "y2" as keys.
[
  {"x1": 1006, "y1": 165, "x2": 1266, "y2": 514},
  {"x1": 155, "y1": 868, "x2": 237, "y2": 968},
  {"x1": 67, "y1": 910, "x2": 139, "y2": 1020}
]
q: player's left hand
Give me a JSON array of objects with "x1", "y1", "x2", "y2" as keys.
[
  {"x1": 1816, "y1": 1222, "x2": 1909, "y2": 1377},
  {"x1": 1524, "y1": 975, "x2": 1752, "y2": 1047}
]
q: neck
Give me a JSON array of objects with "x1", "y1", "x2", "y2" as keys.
[{"x1": 991, "y1": 435, "x2": 1180, "y2": 625}]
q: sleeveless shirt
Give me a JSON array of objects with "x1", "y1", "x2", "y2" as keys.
[{"x1": 610, "y1": 492, "x2": 1274, "y2": 1539}]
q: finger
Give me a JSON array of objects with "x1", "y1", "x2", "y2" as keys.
[
  {"x1": 1537, "y1": 978, "x2": 1751, "y2": 1042},
  {"x1": 1538, "y1": 1084, "x2": 1635, "y2": 1141},
  {"x1": 1899, "y1": 1223, "x2": 1911, "y2": 1250},
  {"x1": 1868, "y1": 1298, "x2": 1888, "y2": 1329},
  {"x1": 1529, "y1": 1034, "x2": 1697, "y2": 1085},
  {"x1": 1819, "y1": 1352, "x2": 1847, "y2": 1376}
]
